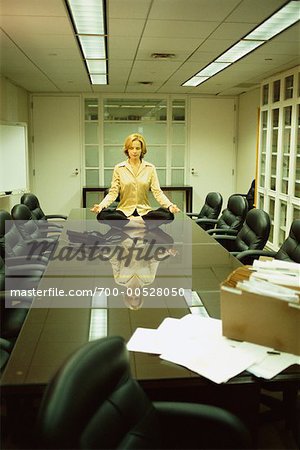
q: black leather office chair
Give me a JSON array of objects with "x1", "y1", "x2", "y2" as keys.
[
  {"x1": 0, "y1": 337, "x2": 12, "y2": 371},
  {"x1": 21, "y1": 192, "x2": 67, "y2": 222},
  {"x1": 36, "y1": 336, "x2": 251, "y2": 450},
  {"x1": 11, "y1": 204, "x2": 59, "y2": 243},
  {"x1": 235, "y1": 179, "x2": 255, "y2": 211},
  {"x1": 0, "y1": 255, "x2": 32, "y2": 359},
  {"x1": 196, "y1": 195, "x2": 248, "y2": 236},
  {"x1": 214, "y1": 209, "x2": 271, "y2": 265},
  {"x1": 187, "y1": 192, "x2": 223, "y2": 230},
  {"x1": 236, "y1": 218, "x2": 300, "y2": 264},
  {"x1": 0, "y1": 209, "x2": 49, "y2": 276}
]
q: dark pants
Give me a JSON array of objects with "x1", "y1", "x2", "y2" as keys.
[{"x1": 97, "y1": 207, "x2": 174, "y2": 228}]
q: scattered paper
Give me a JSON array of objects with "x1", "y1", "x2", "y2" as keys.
[{"x1": 126, "y1": 314, "x2": 300, "y2": 383}]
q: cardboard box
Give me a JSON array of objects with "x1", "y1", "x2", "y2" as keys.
[{"x1": 221, "y1": 268, "x2": 300, "y2": 356}]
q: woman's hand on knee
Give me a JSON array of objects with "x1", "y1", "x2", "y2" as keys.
[
  {"x1": 90, "y1": 204, "x2": 103, "y2": 213},
  {"x1": 169, "y1": 204, "x2": 180, "y2": 213}
]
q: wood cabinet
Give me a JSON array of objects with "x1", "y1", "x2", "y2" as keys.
[{"x1": 257, "y1": 67, "x2": 300, "y2": 249}]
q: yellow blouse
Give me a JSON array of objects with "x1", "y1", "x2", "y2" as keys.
[{"x1": 99, "y1": 159, "x2": 172, "y2": 216}]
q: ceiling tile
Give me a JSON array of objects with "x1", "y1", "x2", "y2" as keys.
[
  {"x1": 0, "y1": 0, "x2": 66, "y2": 16},
  {"x1": 209, "y1": 22, "x2": 258, "y2": 40},
  {"x1": 0, "y1": 16, "x2": 73, "y2": 35},
  {"x1": 108, "y1": 0, "x2": 151, "y2": 19},
  {"x1": 109, "y1": 36, "x2": 139, "y2": 60},
  {"x1": 149, "y1": 0, "x2": 240, "y2": 21},
  {"x1": 225, "y1": 0, "x2": 288, "y2": 23},
  {"x1": 144, "y1": 19, "x2": 220, "y2": 38},
  {"x1": 108, "y1": 18, "x2": 146, "y2": 37}
]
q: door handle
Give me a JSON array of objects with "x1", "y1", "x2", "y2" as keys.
[{"x1": 72, "y1": 168, "x2": 79, "y2": 176}]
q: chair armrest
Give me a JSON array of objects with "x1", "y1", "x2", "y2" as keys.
[
  {"x1": 45, "y1": 214, "x2": 67, "y2": 220},
  {"x1": 235, "y1": 249, "x2": 277, "y2": 264},
  {"x1": 213, "y1": 235, "x2": 236, "y2": 241},
  {"x1": 195, "y1": 218, "x2": 218, "y2": 226},
  {"x1": 213, "y1": 234, "x2": 237, "y2": 251},
  {"x1": 207, "y1": 228, "x2": 238, "y2": 236},
  {"x1": 5, "y1": 255, "x2": 49, "y2": 266},
  {"x1": 153, "y1": 401, "x2": 251, "y2": 449},
  {"x1": 186, "y1": 213, "x2": 199, "y2": 218}
]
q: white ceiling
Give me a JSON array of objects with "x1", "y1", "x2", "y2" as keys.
[{"x1": 0, "y1": 0, "x2": 299, "y2": 95}]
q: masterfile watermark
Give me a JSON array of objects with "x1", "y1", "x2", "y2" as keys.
[
  {"x1": 27, "y1": 237, "x2": 171, "y2": 267},
  {"x1": 5, "y1": 219, "x2": 192, "y2": 308}
]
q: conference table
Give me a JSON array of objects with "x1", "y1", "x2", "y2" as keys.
[{"x1": 1, "y1": 209, "x2": 299, "y2": 443}]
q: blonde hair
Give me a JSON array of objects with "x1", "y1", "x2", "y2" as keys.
[{"x1": 123, "y1": 133, "x2": 147, "y2": 159}]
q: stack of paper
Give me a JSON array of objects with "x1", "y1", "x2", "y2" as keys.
[
  {"x1": 251, "y1": 259, "x2": 300, "y2": 289},
  {"x1": 223, "y1": 260, "x2": 300, "y2": 303},
  {"x1": 126, "y1": 314, "x2": 300, "y2": 384}
]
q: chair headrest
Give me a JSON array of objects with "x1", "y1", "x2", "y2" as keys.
[
  {"x1": 245, "y1": 208, "x2": 270, "y2": 235},
  {"x1": 206, "y1": 192, "x2": 222, "y2": 209},
  {"x1": 290, "y1": 219, "x2": 300, "y2": 242},
  {"x1": 227, "y1": 195, "x2": 248, "y2": 217},
  {"x1": 21, "y1": 193, "x2": 40, "y2": 210},
  {"x1": 0, "y1": 209, "x2": 13, "y2": 237},
  {"x1": 11, "y1": 204, "x2": 32, "y2": 221}
]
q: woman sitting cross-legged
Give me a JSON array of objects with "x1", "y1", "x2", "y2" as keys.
[{"x1": 90, "y1": 133, "x2": 180, "y2": 228}]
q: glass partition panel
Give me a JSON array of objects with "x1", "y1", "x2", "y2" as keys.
[
  {"x1": 141, "y1": 123, "x2": 167, "y2": 144},
  {"x1": 104, "y1": 169, "x2": 113, "y2": 186},
  {"x1": 257, "y1": 193, "x2": 264, "y2": 209},
  {"x1": 268, "y1": 197, "x2": 275, "y2": 243},
  {"x1": 148, "y1": 146, "x2": 167, "y2": 166},
  {"x1": 104, "y1": 123, "x2": 141, "y2": 145},
  {"x1": 262, "y1": 84, "x2": 269, "y2": 105},
  {"x1": 86, "y1": 169, "x2": 99, "y2": 187},
  {"x1": 273, "y1": 79, "x2": 280, "y2": 102},
  {"x1": 85, "y1": 146, "x2": 99, "y2": 167},
  {"x1": 104, "y1": 146, "x2": 124, "y2": 166},
  {"x1": 171, "y1": 145, "x2": 185, "y2": 167},
  {"x1": 171, "y1": 169, "x2": 185, "y2": 185},
  {"x1": 104, "y1": 98, "x2": 167, "y2": 121},
  {"x1": 85, "y1": 98, "x2": 98, "y2": 120},
  {"x1": 279, "y1": 201, "x2": 287, "y2": 246},
  {"x1": 172, "y1": 99, "x2": 185, "y2": 121},
  {"x1": 172, "y1": 123, "x2": 185, "y2": 145},
  {"x1": 293, "y1": 206, "x2": 300, "y2": 220},
  {"x1": 284, "y1": 75, "x2": 293, "y2": 100},
  {"x1": 270, "y1": 109, "x2": 279, "y2": 190},
  {"x1": 156, "y1": 168, "x2": 166, "y2": 185},
  {"x1": 85, "y1": 122, "x2": 98, "y2": 144}
]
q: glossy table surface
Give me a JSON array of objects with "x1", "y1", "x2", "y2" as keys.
[{"x1": 1, "y1": 209, "x2": 298, "y2": 391}]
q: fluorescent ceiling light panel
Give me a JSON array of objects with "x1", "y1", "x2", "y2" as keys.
[
  {"x1": 79, "y1": 36, "x2": 106, "y2": 58},
  {"x1": 67, "y1": 0, "x2": 105, "y2": 35},
  {"x1": 90, "y1": 74, "x2": 107, "y2": 84},
  {"x1": 182, "y1": 76, "x2": 209, "y2": 87},
  {"x1": 216, "y1": 40, "x2": 264, "y2": 63},
  {"x1": 182, "y1": 0, "x2": 299, "y2": 88},
  {"x1": 86, "y1": 60, "x2": 107, "y2": 73},
  {"x1": 196, "y1": 62, "x2": 231, "y2": 77},
  {"x1": 246, "y1": 1, "x2": 300, "y2": 41}
]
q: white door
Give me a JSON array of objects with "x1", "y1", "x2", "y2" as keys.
[
  {"x1": 189, "y1": 98, "x2": 236, "y2": 212},
  {"x1": 32, "y1": 96, "x2": 81, "y2": 216}
]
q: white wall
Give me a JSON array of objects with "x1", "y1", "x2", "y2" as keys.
[
  {"x1": 0, "y1": 76, "x2": 29, "y2": 212},
  {"x1": 0, "y1": 75, "x2": 261, "y2": 214},
  {"x1": 236, "y1": 88, "x2": 260, "y2": 194}
]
